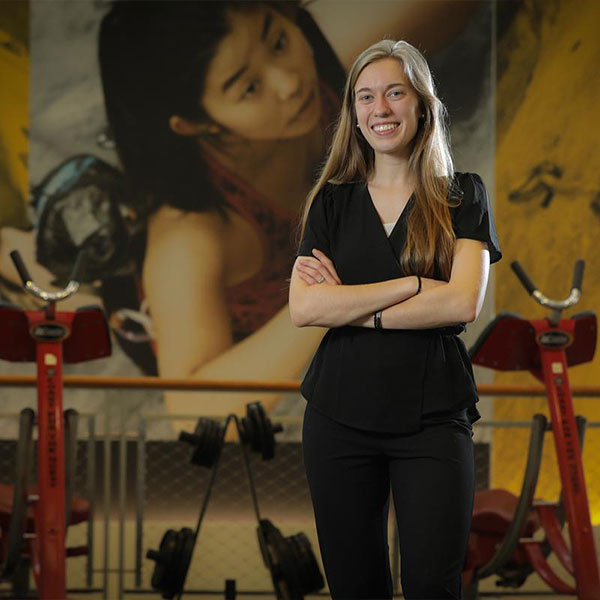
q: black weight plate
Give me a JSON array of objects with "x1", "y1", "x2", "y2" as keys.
[
  {"x1": 148, "y1": 529, "x2": 178, "y2": 593},
  {"x1": 188, "y1": 418, "x2": 224, "y2": 468},
  {"x1": 258, "y1": 519, "x2": 303, "y2": 600},
  {"x1": 257, "y1": 520, "x2": 274, "y2": 570},
  {"x1": 190, "y1": 420, "x2": 208, "y2": 466},
  {"x1": 287, "y1": 532, "x2": 324, "y2": 593},
  {"x1": 246, "y1": 404, "x2": 262, "y2": 453},
  {"x1": 248, "y1": 402, "x2": 276, "y2": 461},
  {"x1": 257, "y1": 405, "x2": 275, "y2": 461},
  {"x1": 209, "y1": 419, "x2": 225, "y2": 464},
  {"x1": 171, "y1": 527, "x2": 195, "y2": 598},
  {"x1": 249, "y1": 404, "x2": 266, "y2": 456},
  {"x1": 193, "y1": 419, "x2": 212, "y2": 467}
]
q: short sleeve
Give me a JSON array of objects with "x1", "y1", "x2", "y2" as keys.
[
  {"x1": 296, "y1": 184, "x2": 332, "y2": 257},
  {"x1": 451, "y1": 172, "x2": 502, "y2": 265}
]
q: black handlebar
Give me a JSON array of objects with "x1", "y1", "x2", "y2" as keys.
[
  {"x1": 10, "y1": 249, "x2": 88, "y2": 288},
  {"x1": 70, "y1": 251, "x2": 88, "y2": 285},
  {"x1": 511, "y1": 259, "x2": 585, "y2": 297},
  {"x1": 9, "y1": 250, "x2": 33, "y2": 286},
  {"x1": 572, "y1": 259, "x2": 585, "y2": 292},
  {"x1": 510, "y1": 261, "x2": 537, "y2": 295}
]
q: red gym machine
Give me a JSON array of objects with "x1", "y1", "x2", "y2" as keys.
[
  {"x1": 0, "y1": 250, "x2": 111, "y2": 599},
  {"x1": 463, "y1": 259, "x2": 599, "y2": 599}
]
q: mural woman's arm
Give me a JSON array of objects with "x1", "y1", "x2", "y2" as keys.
[
  {"x1": 143, "y1": 209, "x2": 324, "y2": 422},
  {"x1": 308, "y1": 0, "x2": 479, "y2": 71}
]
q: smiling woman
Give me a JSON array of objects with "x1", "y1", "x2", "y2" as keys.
[{"x1": 289, "y1": 38, "x2": 501, "y2": 598}]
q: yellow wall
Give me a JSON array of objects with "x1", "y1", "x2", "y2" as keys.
[
  {"x1": 0, "y1": 0, "x2": 29, "y2": 227},
  {"x1": 494, "y1": 0, "x2": 600, "y2": 522}
]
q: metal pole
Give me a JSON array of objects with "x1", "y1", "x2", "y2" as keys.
[
  {"x1": 135, "y1": 418, "x2": 146, "y2": 588},
  {"x1": 118, "y1": 403, "x2": 127, "y2": 599},
  {"x1": 86, "y1": 414, "x2": 96, "y2": 589},
  {"x1": 103, "y1": 401, "x2": 111, "y2": 600}
]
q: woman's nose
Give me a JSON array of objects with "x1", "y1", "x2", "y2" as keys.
[
  {"x1": 373, "y1": 95, "x2": 391, "y2": 116},
  {"x1": 266, "y1": 66, "x2": 302, "y2": 101}
]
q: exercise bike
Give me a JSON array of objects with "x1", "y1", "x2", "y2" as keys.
[
  {"x1": 463, "y1": 259, "x2": 599, "y2": 599},
  {"x1": 0, "y1": 250, "x2": 111, "y2": 599}
]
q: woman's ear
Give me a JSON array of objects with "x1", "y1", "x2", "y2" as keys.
[{"x1": 169, "y1": 115, "x2": 220, "y2": 137}]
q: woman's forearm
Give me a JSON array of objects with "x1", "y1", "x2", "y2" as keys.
[
  {"x1": 164, "y1": 304, "x2": 325, "y2": 419},
  {"x1": 292, "y1": 275, "x2": 418, "y2": 328},
  {"x1": 350, "y1": 282, "x2": 474, "y2": 329}
]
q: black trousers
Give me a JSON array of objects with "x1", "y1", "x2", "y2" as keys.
[{"x1": 302, "y1": 403, "x2": 475, "y2": 600}]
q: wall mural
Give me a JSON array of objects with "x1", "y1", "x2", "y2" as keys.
[{"x1": 0, "y1": 1, "x2": 494, "y2": 439}]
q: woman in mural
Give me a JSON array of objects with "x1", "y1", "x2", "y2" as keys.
[
  {"x1": 1, "y1": 1, "x2": 479, "y2": 423},
  {"x1": 289, "y1": 39, "x2": 501, "y2": 598}
]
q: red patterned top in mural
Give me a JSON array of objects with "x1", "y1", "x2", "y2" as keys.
[{"x1": 204, "y1": 82, "x2": 341, "y2": 342}]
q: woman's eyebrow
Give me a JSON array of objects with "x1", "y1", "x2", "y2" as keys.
[
  {"x1": 261, "y1": 11, "x2": 273, "y2": 41},
  {"x1": 355, "y1": 82, "x2": 407, "y2": 95},
  {"x1": 222, "y1": 12, "x2": 274, "y2": 93}
]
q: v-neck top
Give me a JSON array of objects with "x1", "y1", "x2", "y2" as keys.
[{"x1": 295, "y1": 172, "x2": 502, "y2": 434}]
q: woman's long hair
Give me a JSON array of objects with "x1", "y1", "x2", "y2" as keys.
[{"x1": 300, "y1": 39, "x2": 458, "y2": 280}]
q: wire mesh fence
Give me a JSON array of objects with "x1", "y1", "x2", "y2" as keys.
[{"x1": 0, "y1": 409, "x2": 599, "y2": 598}]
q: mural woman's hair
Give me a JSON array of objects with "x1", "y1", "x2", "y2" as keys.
[{"x1": 300, "y1": 39, "x2": 459, "y2": 280}]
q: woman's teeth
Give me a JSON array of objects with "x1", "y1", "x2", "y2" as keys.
[{"x1": 372, "y1": 123, "x2": 400, "y2": 132}]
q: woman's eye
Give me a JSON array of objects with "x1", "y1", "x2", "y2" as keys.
[
  {"x1": 359, "y1": 94, "x2": 372, "y2": 102},
  {"x1": 242, "y1": 80, "x2": 260, "y2": 100},
  {"x1": 274, "y1": 30, "x2": 288, "y2": 53},
  {"x1": 389, "y1": 90, "x2": 405, "y2": 98}
]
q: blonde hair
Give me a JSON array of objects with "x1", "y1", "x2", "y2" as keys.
[{"x1": 299, "y1": 39, "x2": 459, "y2": 280}]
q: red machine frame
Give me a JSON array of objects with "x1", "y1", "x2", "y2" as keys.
[
  {"x1": 465, "y1": 259, "x2": 599, "y2": 599},
  {"x1": 0, "y1": 251, "x2": 111, "y2": 599}
]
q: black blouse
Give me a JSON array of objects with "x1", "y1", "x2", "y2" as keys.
[{"x1": 296, "y1": 172, "x2": 502, "y2": 434}]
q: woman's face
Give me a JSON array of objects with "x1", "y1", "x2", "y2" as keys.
[
  {"x1": 201, "y1": 5, "x2": 321, "y2": 141},
  {"x1": 354, "y1": 57, "x2": 422, "y2": 159}
]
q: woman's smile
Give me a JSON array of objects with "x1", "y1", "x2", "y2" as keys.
[{"x1": 371, "y1": 121, "x2": 402, "y2": 135}]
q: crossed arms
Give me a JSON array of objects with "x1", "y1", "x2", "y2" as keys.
[{"x1": 288, "y1": 238, "x2": 490, "y2": 330}]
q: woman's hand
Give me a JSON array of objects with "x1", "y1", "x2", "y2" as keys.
[{"x1": 295, "y1": 249, "x2": 341, "y2": 286}]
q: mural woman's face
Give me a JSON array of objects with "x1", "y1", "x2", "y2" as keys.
[{"x1": 201, "y1": 5, "x2": 321, "y2": 141}]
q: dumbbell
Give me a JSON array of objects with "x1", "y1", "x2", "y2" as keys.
[{"x1": 179, "y1": 402, "x2": 283, "y2": 467}]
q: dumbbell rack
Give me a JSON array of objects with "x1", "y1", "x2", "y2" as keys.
[{"x1": 146, "y1": 402, "x2": 324, "y2": 600}]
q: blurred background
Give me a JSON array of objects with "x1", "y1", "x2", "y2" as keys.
[{"x1": 0, "y1": 0, "x2": 599, "y2": 598}]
